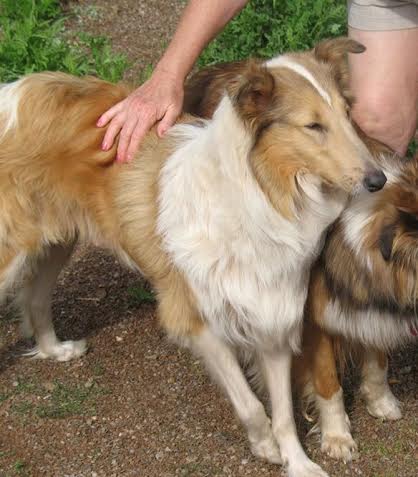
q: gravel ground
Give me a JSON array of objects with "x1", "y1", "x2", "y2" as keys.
[{"x1": 0, "y1": 1, "x2": 417, "y2": 476}]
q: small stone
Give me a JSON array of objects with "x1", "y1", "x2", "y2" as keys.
[
  {"x1": 400, "y1": 366, "x2": 412, "y2": 375},
  {"x1": 116, "y1": 336, "x2": 123, "y2": 342},
  {"x1": 96, "y1": 289, "x2": 107, "y2": 300},
  {"x1": 155, "y1": 451, "x2": 164, "y2": 461}
]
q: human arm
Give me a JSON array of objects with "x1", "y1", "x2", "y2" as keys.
[{"x1": 97, "y1": 0, "x2": 249, "y2": 163}]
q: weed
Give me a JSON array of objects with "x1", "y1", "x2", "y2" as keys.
[
  {"x1": 198, "y1": 0, "x2": 347, "y2": 66},
  {"x1": 407, "y1": 138, "x2": 417, "y2": 159},
  {"x1": 11, "y1": 401, "x2": 34, "y2": 416},
  {"x1": 0, "y1": 392, "x2": 9, "y2": 403},
  {"x1": 5, "y1": 378, "x2": 105, "y2": 419},
  {"x1": 0, "y1": 0, "x2": 128, "y2": 82},
  {"x1": 35, "y1": 381, "x2": 99, "y2": 419},
  {"x1": 13, "y1": 459, "x2": 27, "y2": 475},
  {"x1": 128, "y1": 284, "x2": 156, "y2": 306},
  {"x1": 92, "y1": 364, "x2": 106, "y2": 377}
]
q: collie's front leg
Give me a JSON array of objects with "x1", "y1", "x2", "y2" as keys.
[
  {"x1": 191, "y1": 327, "x2": 282, "y2": 465},
  {"x1": 360, "y1": 350, "x2": 401, "y2": 421},
  {"x1": 262, "y1": 347, "x2": 328, "y2": 477}
]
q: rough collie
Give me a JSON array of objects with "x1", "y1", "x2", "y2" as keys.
[
  {"x1": 0, "y1": 38, "x2": 384, "y2": 477},
  {"x1": 184, "y1": 39, "x2": 417, "y2": 463}
]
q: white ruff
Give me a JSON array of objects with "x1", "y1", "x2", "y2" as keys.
[
  {"x1": 0, "y1": 79, "x2": 25, "y2": 138},
  {"x1": 323, "y1": 300, "x2": 418, "y2": 350},
  {"x1": 157, "y1": 96, "x2": 346, "y2": 350},
  {"x1": 266, "y1": 56, "x2": 331, "y2": 105}
]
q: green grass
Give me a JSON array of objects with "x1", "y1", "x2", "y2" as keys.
[
  {"x1": 198, "y1": 0, "x2": 347, "y2": 67},
  {"x1": 13, "y1": 460, "x2": 28, "y2": 476},
  {"x1": 6, "y1": 378, "x2": 107, "y2": 419},
  {"x1": 128, "y1": 283, "x2": 156, "y2": 306},
  {"x1": 0, "y1": 0, "x2": 128, "y2": 82},
  {"x1": 35, "y1": 381, "x2": 97, "y2": 418}
]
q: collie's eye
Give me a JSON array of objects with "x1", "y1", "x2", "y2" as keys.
[{"x1": 305, "y1": 122, "x2": 324, "y2": 132}]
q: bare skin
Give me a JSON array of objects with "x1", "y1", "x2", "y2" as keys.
[
  {"x1": 349, "y1": 27, "x2": 418, "y2": 156},
  {"x1": 97, "y1": 0, "x2": 249, "y2": 163}
]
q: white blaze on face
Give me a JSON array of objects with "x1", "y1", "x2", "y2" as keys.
[{"x1": 266, "y1": 56, "x2": 332, "y2": 106}]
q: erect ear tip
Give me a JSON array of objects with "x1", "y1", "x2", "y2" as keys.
[
  {"x1": 314, "y1": 36, "x2": 366, "y2": 58},
  {"x1": 348, "y1": 39, "x2": 366, "y2": 54}
]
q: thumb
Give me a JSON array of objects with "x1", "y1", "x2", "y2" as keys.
[{"x1": 157, "y1": 106, "x2": 181, "y2": 137}]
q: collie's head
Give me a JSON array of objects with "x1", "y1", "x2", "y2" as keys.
[{"x1": 185, "y1": 37, "x2": 386, "y2": 207}]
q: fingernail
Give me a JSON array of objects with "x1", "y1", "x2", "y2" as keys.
[
  {"x1": 101, "y1": 142, "x2": 108, "y2": 151},
  {"x1": 97, "y1": 119, "x2": 103, "y2": 127},
  {"x1": 127, "y1": 154, "x2": 132, "y2": 162}
]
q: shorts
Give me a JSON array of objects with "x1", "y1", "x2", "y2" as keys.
[{"x1": 348, "y1": 1, "x2": 418, "y2": 31}]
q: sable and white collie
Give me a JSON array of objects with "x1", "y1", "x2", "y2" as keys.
[
  {"x1": 184, "y1": 40, "x2": 418, "y2": 463},
  {"x1": 294, "y1": 142, "x2": 418, "y2": 462},
  {"x1": 0, "y1": 38, "x2": 385, "y2": 477}
]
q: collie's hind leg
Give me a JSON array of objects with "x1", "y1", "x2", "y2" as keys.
[
  {"x1": 360, "y1": 349, "x2": 401, "y2": 420},
  {"x1": 306, "y1": 325, "x2": 357, "y2": 462},
  {"x1": 190, "y1": 328, "x2": 282, "y2": 465},
  {"x1": 19, "y1": 241, "x2": 87, "y2": 362},
  {"x1": 262, "y1": 346, "x2": 328, "y2": 477}
]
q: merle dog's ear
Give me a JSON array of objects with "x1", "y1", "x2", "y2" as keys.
[
  {"x1": 379, "y1": 223, "x2": 396, "y2": 261},
  {"x1": 229, "y1": 60, "x2": 276, "y2": 127},
  {"x1": 399, "y1": 209, "x2": 418, "y2": 230},
  {"x1": 314, "y1": 37, "x2": 365, "y2": 103}
]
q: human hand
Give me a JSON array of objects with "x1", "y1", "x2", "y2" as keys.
[{"x1": 97, "y1": 68, "x2": 184, "y2": 163}]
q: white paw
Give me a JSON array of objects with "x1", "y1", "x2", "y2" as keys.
[
  {"x1": 321, "y1": 433, "x2": 358, "y2": 462},
  {"x1": 26, "y1": 339, "x2": 87, "y2": 362},
  {"x1": 366, "y1": 392, "x2": 402, "y2": 421},
  {"x1": 287, "y1": 455, "x2": 329, "y2": 477},
  {"x1": 250, "y1": 434, "x2": 282, "y2": 464}
]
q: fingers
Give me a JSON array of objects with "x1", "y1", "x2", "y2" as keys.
[
  {"x1": 157, "y1": 105, "x2": 181, "y2": 137},
  {"x1": 125, "y1": 120, "x2": 154, "y2": 162},
  {"x1": 117, "y1": 102, "x2": 158, "y2": 163},
  {"x1": 98, "y1": 100, "x2": 126, "y2": 152},
  {"x1": 97, "y1": 100, "x2": 124, "y2": 128}
]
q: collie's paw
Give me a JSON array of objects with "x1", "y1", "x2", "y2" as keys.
[
  {"x1": 250, "y1": 435, "x2": 282, "y2": 464},
  {"x1": 366, "y1": 392, "x2": 402, "y2": 421},
  {"x1": 287, "y1": 456, "x2": 328, "y2": 477},
  {"x1": 321, "y1": 433, "x2": 358, "y2": 462},
  {"x1": 27, "y1": 339, "x2": 87, "y2": 362}
]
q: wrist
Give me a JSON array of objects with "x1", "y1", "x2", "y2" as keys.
[{"x1": 153, "y1": 60, "x2": 188, "y2": 85}]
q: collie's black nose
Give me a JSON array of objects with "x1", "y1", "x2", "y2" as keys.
[{"x1": 363, "y1": 170, "x2": 387, "y2": 192}]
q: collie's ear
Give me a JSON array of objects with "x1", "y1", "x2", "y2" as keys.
[
  {"x1": 379, "y1": 223, "x2": 396, "y2": 261},
  {"x1": 314, "y1": 37, "x2": 365, "y2": 62},
  {"x1": 184, "y1": 60, "x2": 248, "y2": 118},
  {"x1": 230, "y1": 61, "x2": 276, "y2": 128},
  {"x1": 314, "y1": 37, "x2": 365, "y2": 102}
]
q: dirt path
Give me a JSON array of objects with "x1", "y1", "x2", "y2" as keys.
[{"x1": 0, "y1": 1, "x2": 417, "y2": 476}]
